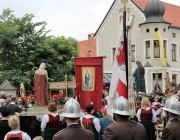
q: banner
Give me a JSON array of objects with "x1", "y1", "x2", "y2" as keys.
[
  {"x1": 108, "y1": 16, "x2": 127, "y2": 116},
  {"x1": 156, "y1": 31, "x2": 166, "y2": 67},
  {"x1": 74, "y1": 57, "x2": 103, "y2": 112},
  {"x1": 127, "y1": 15, "x2": 136, "y2": 115}
]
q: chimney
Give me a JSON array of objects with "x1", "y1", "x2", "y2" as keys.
[{"x1": 88, "y1": 32, "x2": 94, "y2": 39}]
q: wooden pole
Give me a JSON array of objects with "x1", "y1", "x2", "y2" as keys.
[{"x1": 123, "y1": 8, "x2": 128, "y2": 95}]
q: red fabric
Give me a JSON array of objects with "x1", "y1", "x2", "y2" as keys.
[
  {"x1": 7, "y1": 132, "x2": 23, "y2": 140},
  {"x1": 46, "y1": 114, "x2": 60, "y2": 128},
  {"x1": 117, "y1": 79, "x2": 128, "y2": 99},
  {"x1": 34, "y1": 74, "x2": 48, "y2": 106},
  {"x1": 82, "y1": 118, "x2": 94, "y2": 130},
  {"x1": 74, "y1": 57, "x2": 103, "y2": 112},
  {"x1": 141, "y1": 108, "x2": 153, "y2": 121}
]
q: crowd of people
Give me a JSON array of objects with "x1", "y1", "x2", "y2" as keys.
[{"x1": 0, "y1": 90, "x2": 180, "y2": 140}]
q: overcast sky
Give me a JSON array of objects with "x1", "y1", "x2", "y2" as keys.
[{"x1": 0, "y1": 0, "x2": 179, "y2": 41}]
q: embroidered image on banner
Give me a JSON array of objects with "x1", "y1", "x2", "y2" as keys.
[{"x1": 82, "y1": 67, "x2": 95, "y2": 91}]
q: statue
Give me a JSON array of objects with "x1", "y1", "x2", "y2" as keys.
[
  {"x1": 34, "y1": 63, "x2": 49, "y2": 106},
  {"x1": 85, "y1": 70, "x2": 90, "y2": 89},
  {"x1": 164, "y1": 72, "x2": 170, "y2": 91},
  {"x1": 20, "y1": 83, "x2": 25, "y2": 96},
  {"x1": 133, "y1": 60, "x2": 146, "y2": 94}
]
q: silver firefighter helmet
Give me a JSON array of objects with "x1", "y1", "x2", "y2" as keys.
[
  {"x1": 162, "y1": 96, "x2": 180, "y2": 115},
  {"x1": 61, "y1": 98, "x2": 83, "y2": 118},
  {"x1": 111, "y1": 96, "x2": 132, "y2": 116}
]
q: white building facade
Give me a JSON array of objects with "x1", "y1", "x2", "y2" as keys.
[{"x1": 94, "y1": 0, "x2": 180, "y2": 92}]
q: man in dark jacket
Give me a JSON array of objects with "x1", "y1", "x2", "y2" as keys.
[
  {"x1": 104, "y1": 96, "x2": 146, "y2": 140},
  {"x1": 52, "y1": 98, "x2": 95, "y2": 140},
  {"x1": 161, "y1": 97, "x2": 180, "y2": 140},
  {"x1": 7, "y1": 97, "x2": 21, "y2": 116}
]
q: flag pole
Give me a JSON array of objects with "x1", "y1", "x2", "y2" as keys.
[{"x1": 122, "y1": 0, "x2": 128, "y2": 96}]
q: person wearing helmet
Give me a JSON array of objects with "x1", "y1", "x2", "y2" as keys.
[
  {"x1": 104, "y1": 96, "x2": 146, "y2": 140},
  {"x1": 52, "y1": 98, "x2": 95, "y2": 140},
  {"x1": 161, "y1": 97, "x2": 180, "y2": 140}
]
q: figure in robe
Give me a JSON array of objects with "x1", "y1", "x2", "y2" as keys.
[
  {"x1": 85, "y1": 70, "x2": 90, "y2": 88},
  {"x1": 133, "y1": 60, "x2": 146, "y2": 94},
  {"x1": 164, "y1": 72, "x2": 170, "y2": 90},
  {"x1": 34, "y1": 63, "x2": 49, "y2": 106}
]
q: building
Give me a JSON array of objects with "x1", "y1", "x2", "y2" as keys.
[
  {"x1": 78, "y1": 0, "x2": 180, "y2": 93},
  {"x1": 96, "y1": 0, "x2": 180, "y2": 92}
]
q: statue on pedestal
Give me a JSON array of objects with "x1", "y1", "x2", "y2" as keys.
[
  {"x1": 133, "y1": 60, "x2": 146, "y2": 94},
  {"x1": 164, "y1": 72, "x2": 170, "y2": 91},
  {"x1": 34, "y1": 63, "x2": 49, "y2": 106}
]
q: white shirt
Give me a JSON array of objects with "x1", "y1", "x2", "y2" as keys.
[
  {"x1": 41, "y1": 113, "x2": 64, "y2": 131},
  {"x1": 80, "y1": 115, "x2": 101, "y2": 132},
  {"x1": 136, "y1": 107, "x2": 156, "y2": 123},
  {"x1": 4, "y1": 130, "x2": 31, "y2": 140}
]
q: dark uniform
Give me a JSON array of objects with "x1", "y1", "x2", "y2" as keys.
[
  {"x1": 104, "y1": 119, "x2": 146, "y2": 140},
  {"x1": 162, "y1": 118, "x2": 180, "y2": 140},
  {"x1": 52, "y1": 124, "x2": 95, "y2": 140}
]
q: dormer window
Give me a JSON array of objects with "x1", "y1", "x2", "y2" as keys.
[{"x1": 172, "y1": 33, "x2": 176, "y2": 38}]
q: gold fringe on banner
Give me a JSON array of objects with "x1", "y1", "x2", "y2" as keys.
[{"x1": 156, "y1": 31, "x2": 166, "y2": 67}]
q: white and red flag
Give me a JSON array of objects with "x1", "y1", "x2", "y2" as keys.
[{"x1": 107, "y1": 17, "x2": 127, "y2": 116}]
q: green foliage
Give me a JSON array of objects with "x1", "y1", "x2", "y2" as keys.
[{"x1": 0, "y1": 9, "x2": 79, "y2": 94}]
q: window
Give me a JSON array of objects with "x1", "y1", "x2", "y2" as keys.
[
  {"x1": 154, "y1": 40, "x2": 160, "y2": 58},
  {"x1": 112, "y1": 48, "x2": 116, "y2": 62},
  {"x1": 131, "y1": 45, "x2": 135, "y2": 62},
  {"x1": 145, "y1": 41, "x2": 150, "y2": 58},
  {"x1": 152, "y1": 73, "x2": 162, "y2": 90},
  {"x1": 163, "y1": 40, "x2": 167, "y2": 58},
  {"x1": 172, "y1": 74, "x2": 177, "y2": 83},
  {"x1": 171, "y1": 44, "x2": 176, "y2": 61},
  {"x1": 172, "y1": 33, "x2": 176, "y2": 38}
]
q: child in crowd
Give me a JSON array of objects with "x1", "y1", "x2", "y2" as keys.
[{"x1": 151, "y1": 96, "x2": 162, "y2": 124}]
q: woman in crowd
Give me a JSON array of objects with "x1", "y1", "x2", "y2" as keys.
[
  {"x1": 136, "y1": 97, "x2": 156, "y2": 140},
  {"x1": 99, "y1": 107, "x2": 115, "y2": 140},
  {"x1": 41, "y1": 102, "x2": 64, "y2": 140},
  {"x1": 4, "y1": 116, "x2": 31, "y2": 140}
]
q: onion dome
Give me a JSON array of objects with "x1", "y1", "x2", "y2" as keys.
[{"x1": 142, "y1": 0, "x2": 169, "y2": 24}]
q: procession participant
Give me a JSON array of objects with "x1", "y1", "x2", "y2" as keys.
[
  {"x1": 99, "y1": 107, "x2": 115, "y2": 140},
  {"x1": 80, "y1": 104, "x2": 101, "y2": 140},
  {"x1": 161, "y1": 97, "x2": 180, "y2": 140},
  {"x1": 136, "y1": 97, "x2": 156, "y2": 140},
  {"x1": 7, "y1": 97, "x2": 21, "y2": 116},
  {"x1": 52, "y1": 98, "x2": 95, "y2": 140},
  {"x1": 41, "y1": 102, "x2": 64, "y2": 140},
  {"x1": 0, "y1": 107, "x2": 11, "y2": 140},
  {"x1": 104, "y1": 96, "x2": 146, "y2": 140},
  {"x1": 4, "y1": 117, "x2": 31, "y2": 140},
  {"x1": 34, "y1": 63, "x2": 48, "y2": 106}
]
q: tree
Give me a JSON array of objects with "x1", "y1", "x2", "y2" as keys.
[{"x1": 0, "y1": 9, "x2": 78, "y2": 94}]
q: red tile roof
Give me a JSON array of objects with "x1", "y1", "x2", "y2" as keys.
[
  {"x1": 78, "y1": 38, "x2": 96, "y2": 57},
  {"x1": 133, "y1": 0, "x2": 180, "y2": 27}
]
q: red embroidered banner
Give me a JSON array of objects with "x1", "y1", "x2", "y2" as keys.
[{"x1": 74, "y1": 57, "x2": 103, "y2": 112}]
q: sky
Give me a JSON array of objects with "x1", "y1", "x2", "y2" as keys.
[{"x1": 0, "y1": 0, "x2": 179, "y2": 41}]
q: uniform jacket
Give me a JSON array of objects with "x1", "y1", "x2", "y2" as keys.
[
  {"x1": 162, "y1": 118, "x2": 180, "y2": 140},
  {"x1": 104, "y1": 119, "x2": 146, "y2": 140},
  {"x1": 52, "y1": 124, "x2": 95, "y2": 140}
]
